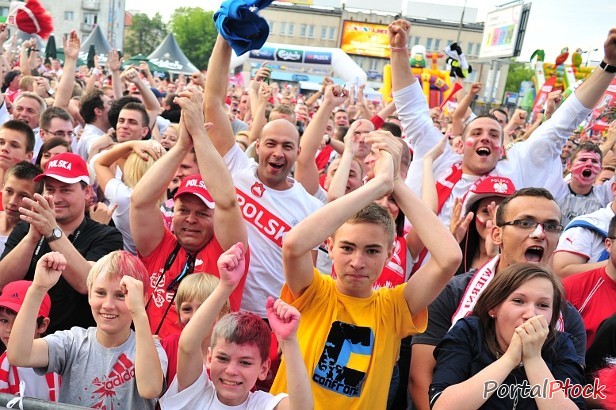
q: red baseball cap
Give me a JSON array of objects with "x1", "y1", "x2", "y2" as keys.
[
  {"x1": 174, "y1": 174, "x2": 215, "y2": 208},
  {"x1": 34, "y1": 152, "x2": 90, "y2": 185},
  {"x1": 461, "y1": 176, "x2": 516, "y2": 216},
  {"x1": 0, "y1": 280, "x2": 51, "y2": 318}
]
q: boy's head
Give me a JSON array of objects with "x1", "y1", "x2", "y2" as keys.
[
  {"x1": 0, "y1": 280, "x2": 51, "y2": 347},
  {"x1": 175, "y1": 273, "x2": 230, "y2": 325},
  {"x1": 87, "y1": 250, "x2": 148, "y2": 295},
  {"x1": 328, "y1": 203, "x2": 395, "y2": 298},
  {"x1": 87, "y1": 251, "x2": 148, "y2": 340},
  {"x1": 207, "y1": 312, "x2": 271, "y2": 406}
]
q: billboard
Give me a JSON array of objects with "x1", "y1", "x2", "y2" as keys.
[
  {"x1": 276, "y1": 0, "x2": 313, "y2": 4},
  {"x1": 341, "y1": 21, "x2": 390, "y2": 59},
  {"x1": 479, "y1": 3, "x2": 525, "y2": 59}
]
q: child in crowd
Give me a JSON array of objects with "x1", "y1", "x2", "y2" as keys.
[
  {"x1": 269, "y1": 135, "x2": 462, "y2": 408},
  {"x1": 161, "y1": 273, "x2": 230, "y2": 384},
  {"x1": 0, "y1": 280, "x2": 60, "y2": 401},
  {"x1": 160, "y1": 242, "x2": 313, "y2": 410},
  {"x1": 7, "y1": 251, "x2": 167, "y2": 409}
]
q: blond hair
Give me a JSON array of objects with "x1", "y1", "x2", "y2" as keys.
[{"x1": 175, "y1": 274, "x2": 230, "y2": 320}]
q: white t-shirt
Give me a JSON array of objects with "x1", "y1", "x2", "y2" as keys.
[
  {"x1": 76, "y1": 124, "x2": 106, "y2": 160},
  {"x1": 104, "y1": 178, "x2": 136, "y2": 254},
  {"x1": 160, "y1": 369, "x2": 287, "y2": 409},
  {"x1": 395, "y1": 81, "x2": 592, "y2": 229},
  {"x1": 555, "y1": 203, "x2": 615, "y2": 262},
  {"x1": 224, "y1": 144, "x2": 323, "y2": 316}
]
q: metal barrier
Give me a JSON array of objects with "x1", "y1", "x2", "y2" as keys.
[{"x1": 0, "y1": 393, "x2": 89, "y2": 409}]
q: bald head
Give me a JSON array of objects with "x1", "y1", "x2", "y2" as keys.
[{"x1": 262, "y1": 118, "x2": 300, "y2": 143}]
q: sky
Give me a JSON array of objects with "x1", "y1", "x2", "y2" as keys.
[{"x1": 125, "y1": 0, "x2": 616, "y2": 65}]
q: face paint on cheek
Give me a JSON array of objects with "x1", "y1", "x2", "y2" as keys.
[
  {"x1": 570, "y1": 154, "x2": 602, "y2": 184},
  {"x1": 465, "y1": 137, "x2": 475, "y2": 147}
]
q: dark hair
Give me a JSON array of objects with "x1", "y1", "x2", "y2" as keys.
[
  {"x1": 40, "y1": 106, "x2": 73, "y2": 130},
  {"x1": 211, "y1": 312, "x2": 271, "y2": 362},
  {"x1": 79, "y1": 90, "x2": 105, "y2": 124},
  {"x1": 35, "y1": 137, "x2": 72, "y2": 167},
  {"x1": 380, "y1": 122, "x2": 402, "y2": 138},
  {"x1": 489, "y1": 108, "x2": 509, "y2": 123},
  {"x1": 0, "y1": 120, "x2": 36, "y2": 153},
  {"x1": 119, "y1": 102, "x2": 149, "y2": 127},
  {"x1": 571, "y1": 141, "x2": 602, "y2": 163},
  {"x1": 495, "y1": 188, "x2": 558, "y2": 226},
  {"x1": 462, "y1": 114, "x2": 504, "y2": 143},
  {"x1": 334, "y1": 125, "x2": 348, "y2": 142},
  {"x1": 164, "y1": 93, "x2": 180, "y2": 110},
  {"x1": 473, "y1": 263, "x2": 563, "y2": 357},
  {"x1": 1, "y1": 70, "x2": 21, "y2": 93},
  {"x1": 4, "y1": 161, "x2": 43, "y2": 194},
  {"x1": 609, "y1": 215, "x2": 616, "y2": 239},
  {"x1": 333, "y1": 203, "x2": 396, "y2": 248},
  {"x1": 107, "y1": 96, "x2": 142, "y2": 129}
]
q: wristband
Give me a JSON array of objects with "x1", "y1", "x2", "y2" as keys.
[
  {"x1": 390, "y1": 46, "x2": 408, "y2": 53},
  {"x1": 599, "y1": 60, "x2": 616, "y2": 74}
]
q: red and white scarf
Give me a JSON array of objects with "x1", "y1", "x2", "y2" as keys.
[
  {"x1": 435, "y1": 162, "x2": 464, "y2": 215},
  {"x1": 451, "y1": 255, "x2": 565, "y2": 331}
]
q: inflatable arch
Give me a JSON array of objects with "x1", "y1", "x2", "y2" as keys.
[{"x1": 230, "y1": 42, "x2": 367, "y2": 84}]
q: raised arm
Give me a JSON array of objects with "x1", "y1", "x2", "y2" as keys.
[
  {"x1": 204, "y1": 35, "x2": 236, "y2": 156},
  {"x1": 7, "y1": 252, "x2": 65, "y2": 368},
  {"x1": 93, "y1": 140, "x2": 163, "y2": 192},
  {"x1": 121, "y1": 275, "x2": 164, "y2": 398},
  {"x1": 177, "y1": 243, "x2": 245, "y2": 391},
  {"x1": 368, "y1": 132, "x2": 461, "y2": 316},
  {"x1": 295, "y1": 85, "x2": 346, "y2": 195},
  {"x1": 283, "y1": 137, "x2": 395, "y2": 297},
  {"x1": 108, "y1": 50, "x2": 123, "y2": 101},
  {"x1": 248, "y1": 80, "x2": 270, "y2": 145},
  {"x1": 53, "y1": 31, "x2": 80, "y2": 109},
  {"x1": 130, "y1": 117, "x2": 192, "y2": 256},
  {"x1": 374, "y1": 101, "x2": 397, "y2": 124},
  {"x1": 451, "y1": 83, "x2": 480, "y2": 137},
  {"x1": 121, "y1": 68, "x2": 161, "y2": 129},
  {"x1": 176, "y1": 88, "x2": 247, "y2": 250},
  {"x1": 266, "y1": 297, "x2": 313, "y2": 410},
  {"x1": 575, "y1": 28, "x2": 616, "y2": 109},
  {"x1": 327, "y1": 122, "x2": 362, "y2": 202}
]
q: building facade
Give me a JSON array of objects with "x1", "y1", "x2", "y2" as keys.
[
  {"x1": 0, "y1": 0, "x2": 125, "y2": 50},
  {"x1": 260, "y1": 2, "x2": 509, "y2": 106}
]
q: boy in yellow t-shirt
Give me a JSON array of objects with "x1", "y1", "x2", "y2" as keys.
[{"x1": 270, "y1": 129, "x2": 462, "y2": 409}]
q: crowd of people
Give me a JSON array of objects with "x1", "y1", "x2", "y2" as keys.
[{"x1": 0, "y1": 10, "x2": 615, "y2": 410}]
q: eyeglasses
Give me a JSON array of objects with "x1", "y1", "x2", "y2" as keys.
[
  {"x1": 500, "y1": 219, "x2": 563, "y2": 234},
  {"x1": 166, "y1": 254, "x2": 196, "y2": 291},
  {"x1": 42, "y1": 129, "x2": 75, "y2": 138}
]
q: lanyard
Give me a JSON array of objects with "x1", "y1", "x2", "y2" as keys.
[{"x1": 145, "y1": 243, "x2": 198, "y2": 335}]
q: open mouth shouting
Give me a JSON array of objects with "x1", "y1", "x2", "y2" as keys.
[
  {"x1": 476, "y1": 147, "x2": 491, "y2": 157},
  {"x1": 524, "y1": 246, "x2": 545, "y2": 263}
]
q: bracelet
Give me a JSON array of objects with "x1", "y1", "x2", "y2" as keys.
[{"x1": 390, "y1": 46, "x2": 408, "y2": 53}]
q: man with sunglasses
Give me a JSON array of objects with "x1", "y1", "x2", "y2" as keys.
[{"x1": 409, "y1": 188, "x2": 587, "y2": 410}]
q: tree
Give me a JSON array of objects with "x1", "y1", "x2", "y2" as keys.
[
  {"x1": 169, "y1": 7, "x2": 218, "y2": 70},
  {"x1": 504, "y1": 61, "x2": 535, "y2": 93},
  {"x1": 124, "y1": 13, "x2": 168, "y2": 57}
]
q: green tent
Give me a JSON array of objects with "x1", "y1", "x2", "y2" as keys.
[
  {"x1": 123, "y1": 54, "x2": 168, "y2": 78},
  {"x1": 56, "y1": 49, "x2": 87, "y2": 66}
]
